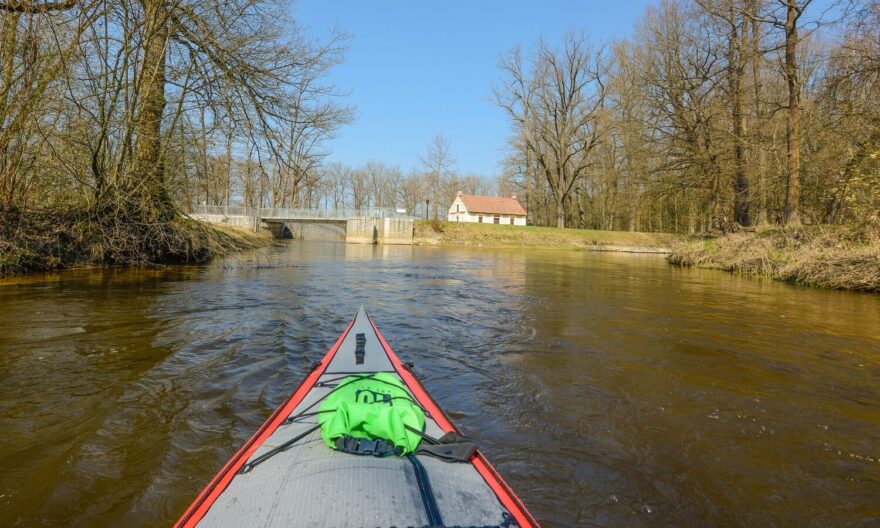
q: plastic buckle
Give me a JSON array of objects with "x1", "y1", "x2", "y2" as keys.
[{"x1": 356, "y1": 438, "x2": 378, "y2": 455}]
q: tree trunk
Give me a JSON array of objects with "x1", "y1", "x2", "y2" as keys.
[
  {"x1": 524, "y1": 141, "x2": 532, "y2": 225},
  {"x1": 432, "y1": 178, "x2": 438, "y2": 221},
  {"x1": 750, "y1": 1, "x2": 769, "y2": 227},
  {"x1": 688, "y1": 200, "x2": 696, "y2": 235},
  {"x1": 224, "y1": 128, "x2": 233, "y2": 207},
  {"x1": 626, "y1": 164, "x2": 638, "y2": 232},
  {"x1": 0, "y1": 11, "x2": 20, "y2": 209},
  {"x1": 556, "y1": 194, "x2": 565, "y2": 228},
  {"x1": 729, "y1": 4, "x2": 749, "y2": 226},
  {"x1": 132, "y1": 0, "x2": 171, "y2": 218},
  {"x1": 198, "y1": 106, "x2": 209, "y2": 205},
  {"x1": 783, "y1": 1, "x2": 801, "y2": 226},
  {"x1": 0, "y1": 11, "x2": 19, "y2": 126}
]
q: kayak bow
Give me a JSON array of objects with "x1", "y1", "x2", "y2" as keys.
[{"x1": 175, "y1": 307, "x2": 538, "y2": 527}]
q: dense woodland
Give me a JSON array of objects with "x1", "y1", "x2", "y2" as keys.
[
  {"x1": 498, "y1": 0, "x2": 880, "y2": 231},
  {"x1": 0, "y1": 0, "x2": 352, "y2": 218},
  {"x1": 0, "y1": 0, "x2": 878, "y2": 235}
]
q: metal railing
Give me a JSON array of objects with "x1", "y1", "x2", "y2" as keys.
[
  {"x1": 190, "y1": 205, "x2": 257, "y2": 217},
  {"x1": 188, "y1": 205, "x2": 415, "y2": 220}
]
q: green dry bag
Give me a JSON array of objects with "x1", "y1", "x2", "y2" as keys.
[{"x1": 318, "y1": 373, "x2": 425, "y2": 455}]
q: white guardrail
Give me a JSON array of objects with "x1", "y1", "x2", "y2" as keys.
[{"x1": 189, "y1": 205, "x2": 415, "y2": 220}]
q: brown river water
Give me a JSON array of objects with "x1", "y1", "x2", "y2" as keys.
[{"x1": 1, "y1": 241, "x2": 879, "y2": 527}]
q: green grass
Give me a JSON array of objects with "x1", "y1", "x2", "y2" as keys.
[{"x1": 413, "y1": 220, "x2": 679, "y2": 252}]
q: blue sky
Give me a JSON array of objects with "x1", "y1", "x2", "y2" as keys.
[{"x1": 293, "y1": 0, "x2": 656, "y2": 178}]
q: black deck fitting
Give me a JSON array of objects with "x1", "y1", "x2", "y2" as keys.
[{"x1": 355, "y1": 333, "x2": 366, "y2": 364}]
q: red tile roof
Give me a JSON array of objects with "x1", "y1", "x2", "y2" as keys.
[{"x1": 459, "y1": 194, "x2": 526, "y2": 216}]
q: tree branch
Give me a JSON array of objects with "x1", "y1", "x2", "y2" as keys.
[{"x1": 0, "y1": 0, "x2": 77, "y2": 13}]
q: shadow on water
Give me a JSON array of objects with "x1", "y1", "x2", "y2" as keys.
[{"x1": 0, "y1": 241, "x2": 878, "y2": 527}]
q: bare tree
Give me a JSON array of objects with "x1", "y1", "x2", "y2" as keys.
[
  {"x1": 745, "y1": 0, "x2": 815, "y2": 225},
  {"x1": 497, "y1": 32, "x2": 609, "y2": 227},
  {"x1": 698, "y1": 0, "x2": 753, "y2": 226},
  {"x1": 321, "y1": 162, "x2": 351, "y2": 208},
  {"x1": 364, "y1": 161, "x2": 402, "y2": 208},
  {"x1": 400, "y1": 170, "x2": 424, "y2": 215},
  {"x1": 419, "y1": 133, "x2": 455, "y2": 220},
  {"x1": 779, "y1": 0, "x2": 810, "y2": 226},
  {"x1": 348, "y1": 166, "x2": 368, "y2": 209}
]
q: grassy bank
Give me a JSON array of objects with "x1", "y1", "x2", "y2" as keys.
[
  {"x1": 668, "y1": 225, "x2": 880, "y2": 293},
  {"x1": 0, "y1": 207, "x2": 272, "y2": 277},
  {"x1": 414, "y1": 220, "x2": 680, "y2": 252}
]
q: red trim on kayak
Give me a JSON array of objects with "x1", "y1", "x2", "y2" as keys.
[
  {"x1": 367, "y1": 315, "x2": 540, "y2": 528},
  {"x1": 173, "y1": 318, "x2": 355, "y2": 528}
]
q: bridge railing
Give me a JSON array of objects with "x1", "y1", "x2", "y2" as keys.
[
  {"x1": 188, "y1": 205, "x2": 415, "y2": 220},
  {"x1": 260, "y1": 207, "x2": 403, "y2": 219},
  {"x1": 189, "y1": 205, "x2": 258, "y2": 217}
]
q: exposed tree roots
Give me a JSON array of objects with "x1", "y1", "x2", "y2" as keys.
[{"x1": 0, "y1": 205, "x2": 266, "y2": 276}]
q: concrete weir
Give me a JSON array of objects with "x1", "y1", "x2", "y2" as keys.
[
  {"x1": 345, "y1": 217, "x2": 414, "y2": 245},
  {"x1": 264, "y1": 217, "x2": 413, "y2": 244},
  {"x1": 262, "y1": 219, "x2": 347, "y2": 241},
  {"x1": 190, "y1": 207, "x2": 413, "y2": 245}
]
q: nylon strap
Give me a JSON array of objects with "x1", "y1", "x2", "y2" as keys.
[
  {"x1": 335, "y1": 435, "x2": 403, "y2": 457},
  {"x1": 407, "y1": 454, "x2": 444, "y2": 527}
]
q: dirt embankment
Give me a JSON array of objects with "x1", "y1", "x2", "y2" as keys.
[
  {"x1": 413, "y1": 220, "x2": 679, "y2": 253},
  {"x1": 668, "y1": 224, "x2": 880, "y2": 293},
  {"x1": 0, "y1": 207, "x2": 272, "y2": 276}
]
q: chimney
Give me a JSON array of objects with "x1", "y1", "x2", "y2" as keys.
[
  {"x1": 511, "y1": 193, "x2": 517, "y2": 201},
  {"x1": 457, "y1": 190, "x2": 463, "y2": 197}
]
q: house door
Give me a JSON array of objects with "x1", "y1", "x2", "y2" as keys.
[{"x1": 493, "y1": 216, "x2": 500, "y2": 224}]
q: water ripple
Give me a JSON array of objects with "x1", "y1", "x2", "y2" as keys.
[{"x1": 0, "y1": 242, "x2": 878, "y2": 527}]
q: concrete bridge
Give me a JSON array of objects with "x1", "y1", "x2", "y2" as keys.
[{"x1": 189, "y1": 206, "x2": 415, "y2": 245}]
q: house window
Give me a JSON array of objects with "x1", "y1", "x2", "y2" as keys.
[
  {"x1": 510, "y1": 218, "x2": 515, "y2": 225},
  {"x1": 456, "y1": 204, "x2": 460, "y2": 212},
  {"x1": 478, "y1": 216, "x2": 483, "y2": 223},
  {"x1": 494, "y1": 216, "x2": 500, "y2": 224}
]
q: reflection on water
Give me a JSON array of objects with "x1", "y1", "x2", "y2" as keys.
[{"x1": 1, "y1": 241, "x2": 878, "y2": 527}]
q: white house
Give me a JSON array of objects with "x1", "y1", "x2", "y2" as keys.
[{"x1": 447, "y1": 191, "x2": 527, "y2": 225}]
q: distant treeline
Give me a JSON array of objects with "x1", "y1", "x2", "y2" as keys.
[
  {"x1": 496, "y1": 0, "x2": 879, "y2": 232},
  {"x1": 1, "y1": 1, "x2": 877, "y2": 236}
]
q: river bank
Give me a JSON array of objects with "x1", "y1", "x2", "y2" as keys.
[
  {"x1": 415, "y1": 220, "x2": 880, "y2": 293},
  {"x1": 669, "y1": 224, "x2": 880, "y2": 293},
  {"x1": 413, "y1": 220, "x2": 680, "y2": 253},
  {"x1": 0, "y1": 207, "x2": 272, "y2": 277}
]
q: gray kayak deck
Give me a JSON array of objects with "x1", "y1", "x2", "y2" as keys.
[{"x1": 196, "y1": 308, "x2": 514, "y2": 528}]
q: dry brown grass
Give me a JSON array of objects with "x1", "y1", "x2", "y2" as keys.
[{"x1": 668, "y1": 223, "x2": 880, "y2": 292}]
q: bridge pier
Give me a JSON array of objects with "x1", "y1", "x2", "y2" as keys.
[
  {"x1": 380, "y1": 217, "x2": 415, "y2": 245},
  {"x1": 345, "y1": 217, "x2": 413, "y2": 245},
  {"x1": 345, "y1": 218, "x2": 380, "y2": 244}
]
